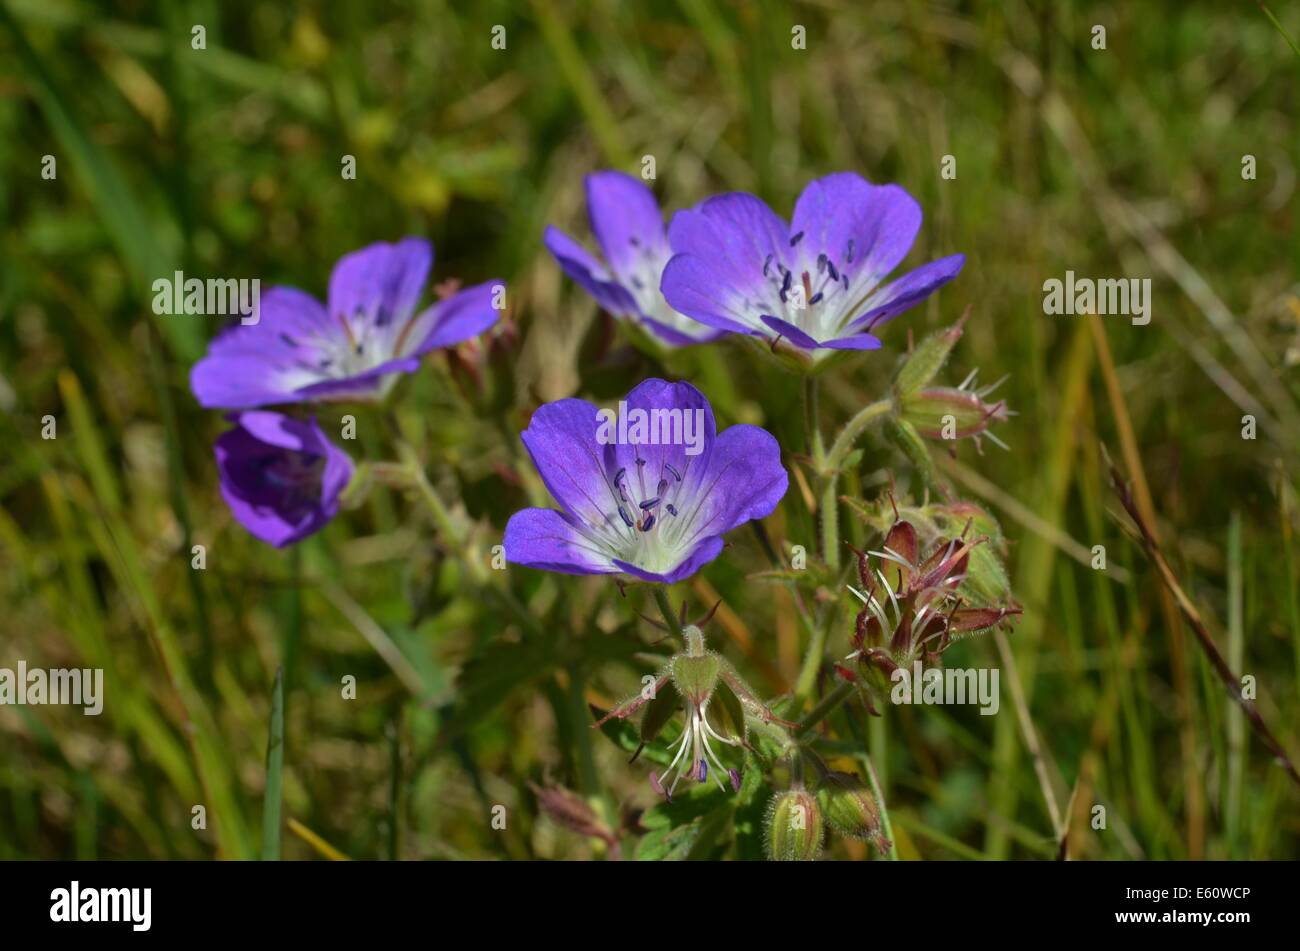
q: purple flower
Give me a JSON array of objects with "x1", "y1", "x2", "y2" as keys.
[
  {"x1": 191, "y1": 238, "x2": 503, "y2": 408},
  {"x1": 660, "y1": 173, "x2": 964, "y2": 364},
  {"x1": 543, "y1": 171, "x2": 724, "y2": 347},
  {"x1": 504, "y1": 378, "x2": 787, "y2": 583},
  {"x1": 215, "y1": 412, "x2": 354, "y2": 547}
]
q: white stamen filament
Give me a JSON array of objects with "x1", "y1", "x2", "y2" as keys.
[{"x1": 656, "y1": 698, "x2": 735, "y2": 797}]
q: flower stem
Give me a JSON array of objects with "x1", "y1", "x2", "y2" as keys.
[
  {"x1": 824, "y1": 398, "x2": 893, "y2": 474},
  {"x1": 818, "y1": 398, "x2": 893, "y2": 571},
  {"x1": 860, "y1": 749, "x2": 899, "y2": 861},
  {"x1": 792, "y1": 617, "x2": 828, "y2": 707},
  {"x1": 652, "y1": 586, "x2": 684, "y2": 640},
  {"x1": 802, "y1": 375, "x2": 825, "y2": 462},
  {"x1": 819, "y1": 475, "x2": 841, "y2": 570},
  {"x1": 396, "y1": 441, "x2": 462, "y2": 547},
  {"x1": 795, "y1": 679, "x2": 855, "y2": 737}
]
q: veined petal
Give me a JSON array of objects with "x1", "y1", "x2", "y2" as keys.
[
  {"x1": 292, "y1": 356, "x2": 422, "y2": 400},
  {"x1": 674, "y1": 423, "x2": 787, "y2": 546},
  {"x1": 190, "y1": 287, "x2": 337, "y2": 409},
  {"x1": 760, "y1": 315, "x2": 822, "y2": 350},
  {"x1": 640, "y1": 314, "x2": 728, "y2": 346},
  {"x1": 586, "y1": 170, "x2": 671, "y2": 281},
  {"x1": 820, "y1": 332, "x2": 883, "y2": 351},
  {"x1": 544, "y1": 225, "x2": 640, "y2": 316},
  {"x1": 504, "y1": 508, "x2": 618, "y2": 575},
  {"x1": 406, "y1": 279, "x2": 504, "y2": 355},
  {"x1": 853, "y1": 254, "x2": 965, "y2": 330},
  {"x1": 613, "y1": 536, "x2": 725, "y2": 584},
  {"x1": 327, "y1": 237, "x2": 432, "y2": 336},
  {"x1": 668, "y1": 193, "x2": 790, "y2": 295},
  {"x1": 791, "y1": 175, "x2": 921, "y2": 286},
  {"x1": 659, "y1": 253, "x2": 764, "y2": 336},
  {"x1": 601, "y1": 378, "x2": 717, "y2": 501},
  {"x1": 667, "y1": 192, "x2": 791, "y2": 266},
  {"x1": 232, "y1": 410, "x2": 324, "y2": 452},
  {"x1": 519, "y1": 397, "x2": 625, "y2": 530}
]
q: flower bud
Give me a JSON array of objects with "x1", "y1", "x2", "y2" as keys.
[
  {"x1": 898, "y1": 387, "x2": 1009, "y2": 443},
  {"x1": 765, "y1": 790, "x2": 823, "y2": 861},
  {"x1": 817, "y1": 771, "x2": 886, "y2": 850},
  {"x1": 893, "y1": 312, "x2": 967, "y2": 397}
]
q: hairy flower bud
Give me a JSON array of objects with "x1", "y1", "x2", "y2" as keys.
[
  {"x1": 765, "y1": 790, "x2": 823, "y2": 861},
  {"x1": 528, "y1": 781, "x2": 618, "y2": 851},
  {"x1": 893, "y1": 312, "x2": 967, "y2": 397},
  {"x1": 817, "y1": 771, "x2": 889, "y2": 852},
  {"x1": 899, "y1": 387, "x2": 1009, "y2": 444}
]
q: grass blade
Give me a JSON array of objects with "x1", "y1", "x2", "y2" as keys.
[{"x1": 261, "y1": 668, "x2": 285, "y2": 861}]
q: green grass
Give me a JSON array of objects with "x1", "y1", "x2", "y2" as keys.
[{"x1": 1, "y1": 0, "x2": 1298, "y2": 860}]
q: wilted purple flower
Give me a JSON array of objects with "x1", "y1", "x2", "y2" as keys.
[
  {"x1": 215, "y1": 412, "x2": 353, "y2": 547},
  {"x1": 191, "y1": 238, "x2": 503, "y2": 408},
  {"x1": 544, "y1": 171, "x2": 724, "y2": 347},
  {"x1": 504, "y1": 378, "x2": 787, "y2": 583},
  {"x1": 660, "y1": 173, "x2": 964, "y2": 363}
]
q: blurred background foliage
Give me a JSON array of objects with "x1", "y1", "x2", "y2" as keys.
[{"x1": 0, "y1": 0, "x2": 1297, "y2": 860}]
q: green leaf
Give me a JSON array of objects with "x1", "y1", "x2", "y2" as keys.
[
  {"x1": 592, "y1": 706, "x2": 673, "y2": 766},
  {"x1": 635, "y1": 821, "x2": 699, "y2": 861}
]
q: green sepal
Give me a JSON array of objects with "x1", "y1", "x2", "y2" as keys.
[
  {"x1": 640, "y1": 679, "x2": 681, "y2": 746},
  {"x1": 709, "y1": 678, "x2": 747, "y2": 743}
]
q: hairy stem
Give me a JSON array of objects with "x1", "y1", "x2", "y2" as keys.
[
  {"x1": 652, "y1": 586, "x2": 684, "y2": 640},
  {"x1": 819, "y1": 399, "x2": 893, "y2": 570},
  {"x1": 824, "y1": 398, "x2": 893, "y2": 474}
]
